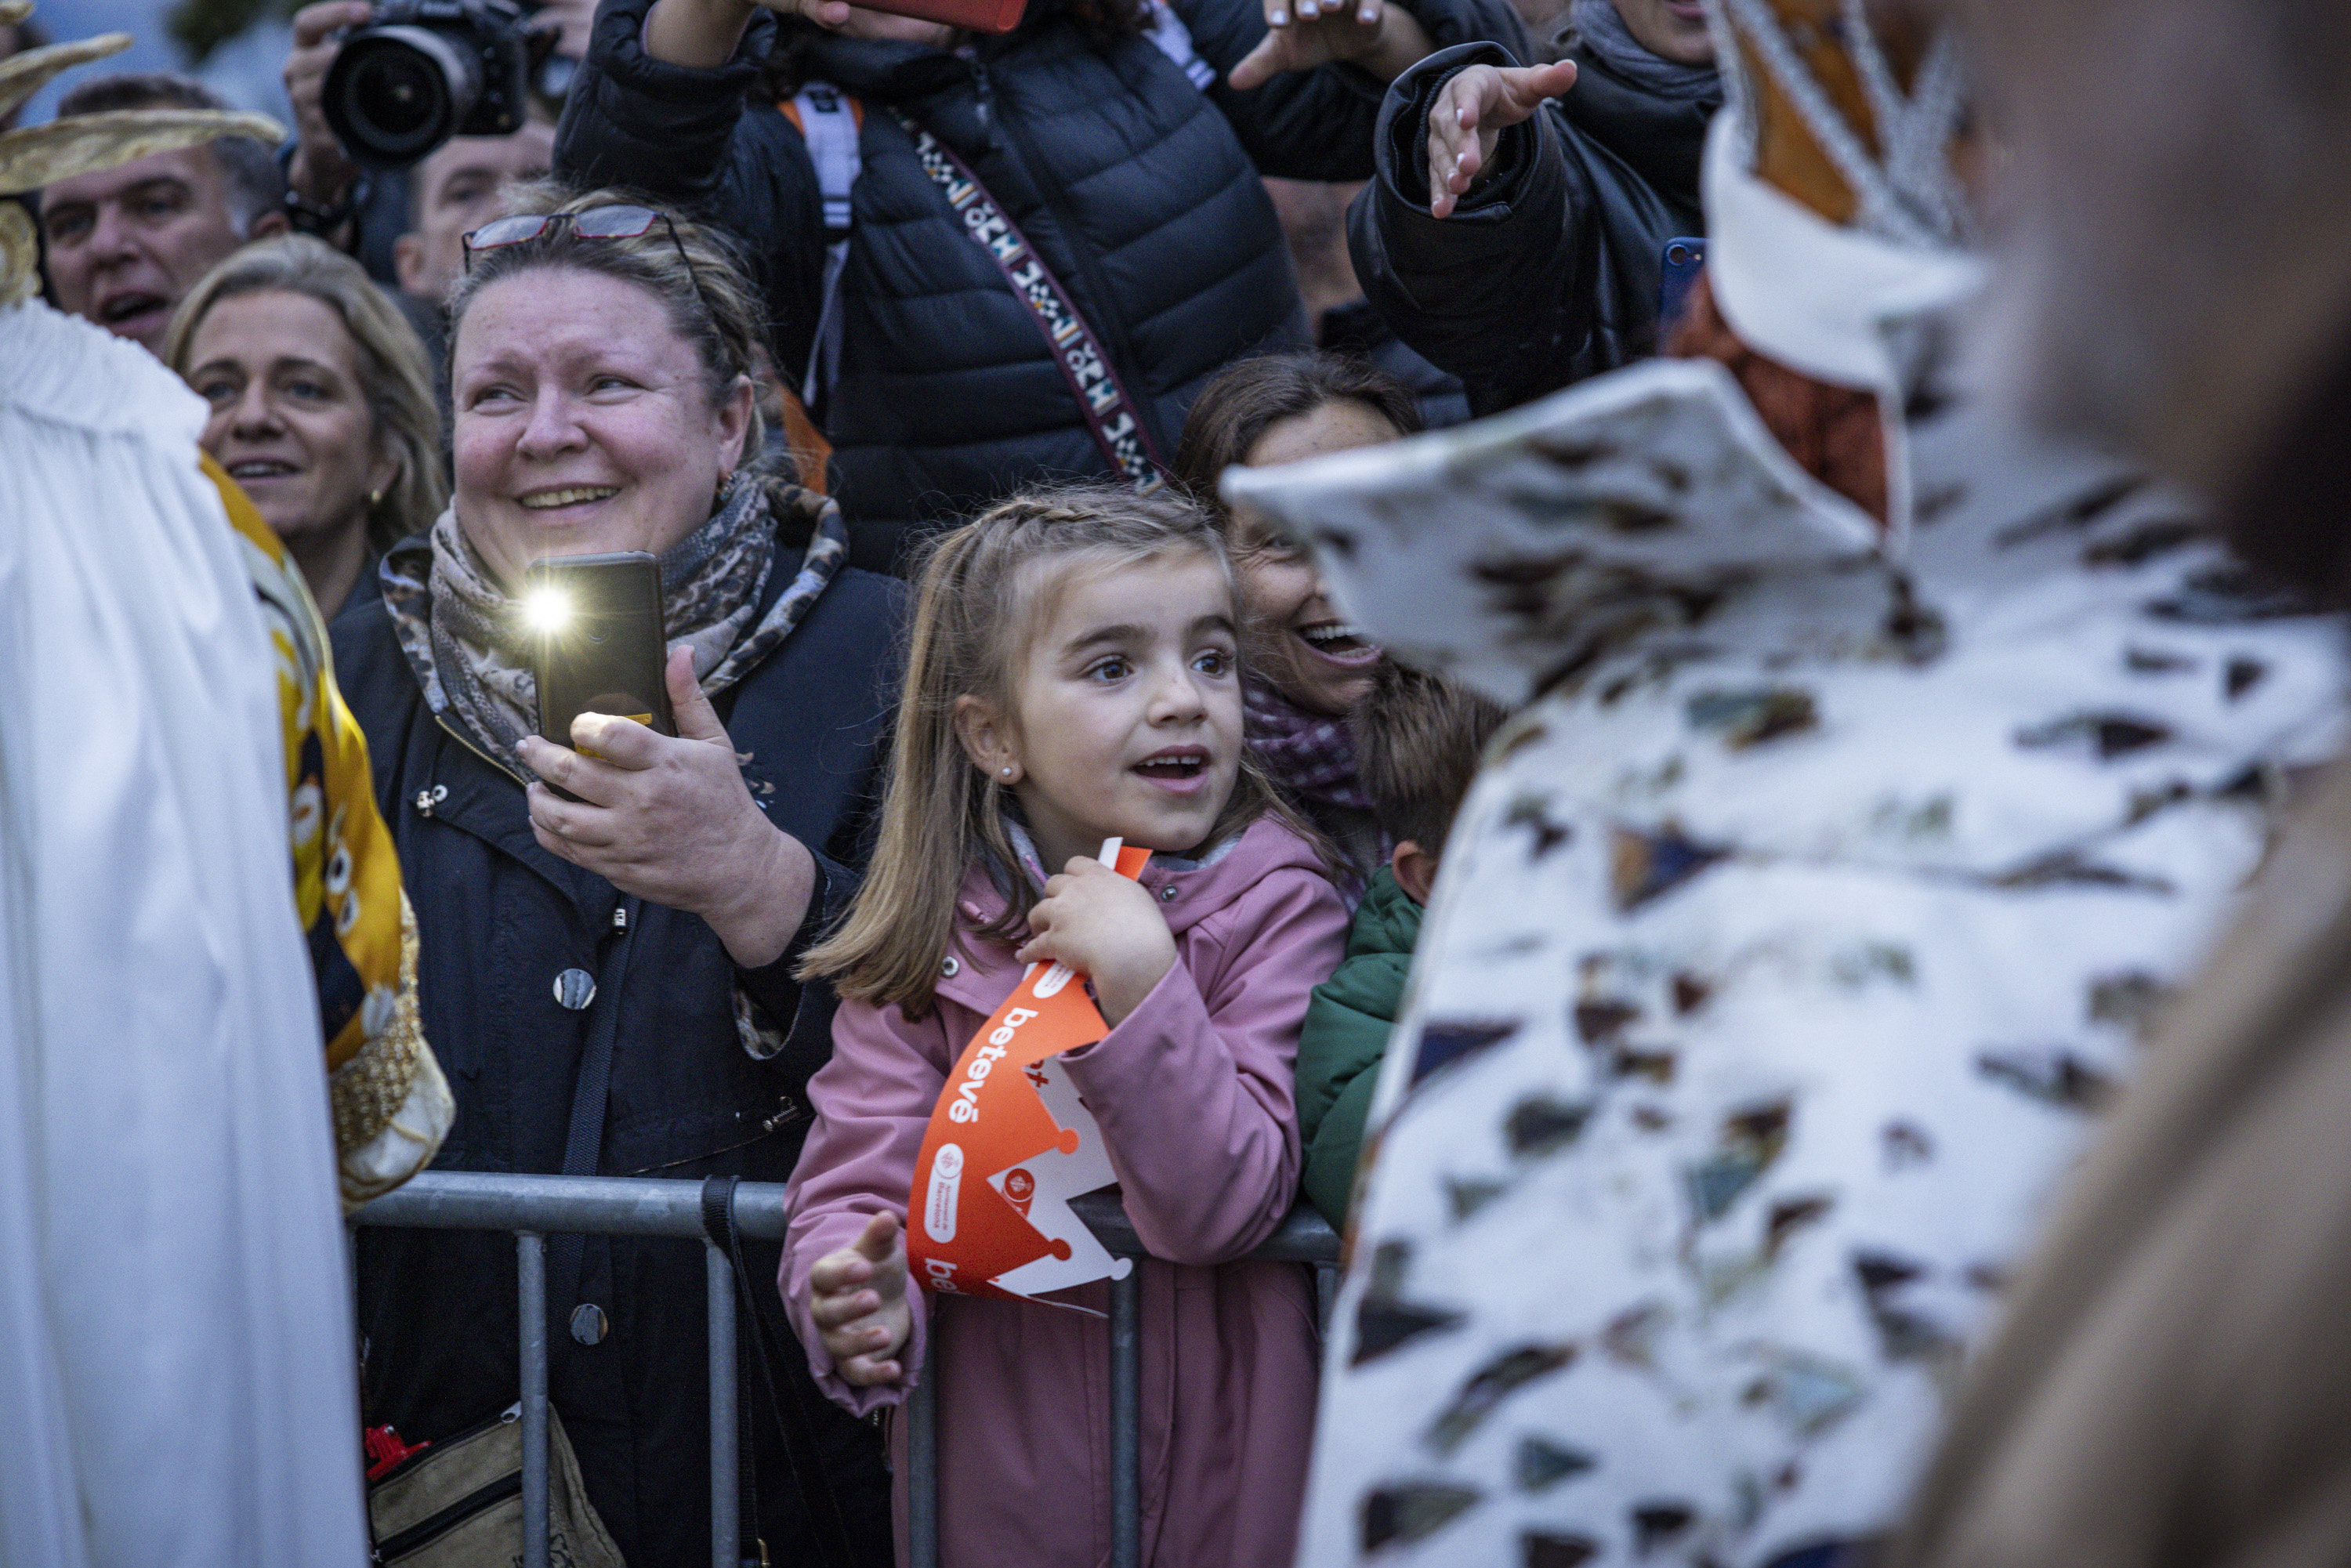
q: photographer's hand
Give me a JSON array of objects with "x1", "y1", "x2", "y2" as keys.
[
  {"x1": 284, "y1": 0, "x2": 371, "y2": 213},
  {"x1": 520, "y1": 645, "x2": 819, "y2": 969}
]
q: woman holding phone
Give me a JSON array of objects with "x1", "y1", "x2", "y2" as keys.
[
  {"x1": 333, "y1": 183, "x2": 900, "y2": 1568},
  {"x1": 555, "y1": 0, "x2": 1521, "y2": 572}
]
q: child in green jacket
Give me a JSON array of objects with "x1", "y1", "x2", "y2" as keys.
[{"x1": 1295, "y1": 661, "x2": 1506, "y2": 1229}]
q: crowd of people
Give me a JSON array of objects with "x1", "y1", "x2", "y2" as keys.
[{"x1": 10, "y1": 0, "x2": 2351, "y2": 1563}]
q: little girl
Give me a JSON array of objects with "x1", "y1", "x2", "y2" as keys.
[{"x1": 784, "y1": 485, "x2": 1348, "y2": 1568}]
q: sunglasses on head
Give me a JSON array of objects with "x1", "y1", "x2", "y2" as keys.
[{"x1": 461, "y1": 205, "x2": 696, "y2": 284}]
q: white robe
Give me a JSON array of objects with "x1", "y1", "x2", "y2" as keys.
[{"x1": 0, "y1": 301, "x2": 368, "y2": 1566}]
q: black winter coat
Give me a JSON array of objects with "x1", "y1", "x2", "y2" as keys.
[
  {"x1": 1347, "y1": 38, "x2": 1715, "y2": 415},
  {"x1": 556, "y1": 0, "x2": 1521, "y2": 571},
  {"x1": 335, "y1": 558, "x2": 904, "y2": 1568}
]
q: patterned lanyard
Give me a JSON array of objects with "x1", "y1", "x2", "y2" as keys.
[{"x1": 890, "y1": 109, "x2": 1166, "y2": 493}]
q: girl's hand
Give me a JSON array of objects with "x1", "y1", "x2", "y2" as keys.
[
  {"x1": 1229, "y1": 0, "x2": 1436, "y2": 89},
  {"x1": 807, "y1": 1211, "x2": 911, "y2": 1386},
  {"x1": 1016, "y1": 857, "x2": 1177, "y2": 1027},
  {"x1": 519, "y1": 645, "x2": 817, "y2": 969},
  {"x1": 1424, "y1": 60, "x2": 1578, "y2": 217}
]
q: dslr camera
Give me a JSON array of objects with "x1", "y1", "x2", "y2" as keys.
[{"x1": 322, "y1": 0, "x2": 545, "y2": 168}]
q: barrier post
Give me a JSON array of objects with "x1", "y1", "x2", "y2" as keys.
[
  {"x1": 1110, "y1": 1267, "x2": 1143, "y2": 1568},
  {"x1": 708, "y1": 1240, "x2": 739, "y2": 1568},
  {"x1": 516, "y1": 1229, "x2": 550, "y2": 1568}
]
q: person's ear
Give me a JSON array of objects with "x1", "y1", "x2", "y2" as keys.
[
  {"x1": 367, "y1": 443, "x2": 401, "y2": 514},
  {"x1": 249, "y1": 208, "x2": 291, "y2": 241},
  {"x1": 952, "y1": 693, "x2": 1021, "y2": 786},
  {"x1": 714, "y1": 373, "x2": 755, "y2": 472},
  {"x1": 393, "y1": 232, "x2": 427, "y2": 298},
  {"x1": 1390, "y1": 838, "x2": 1439, "y2": 905}
]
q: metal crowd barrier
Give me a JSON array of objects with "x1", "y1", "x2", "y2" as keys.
[{"x1": 353, "y1": 1171, "x2": 1341, "y2": 1568}]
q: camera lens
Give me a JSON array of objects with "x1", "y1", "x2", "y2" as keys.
[{"x1": 323, "y1": 24, "x2": 481, "y2": 167}]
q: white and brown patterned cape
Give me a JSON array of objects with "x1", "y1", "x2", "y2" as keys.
[{"x1": 1226, "y1": 125, "x2": 2351, "y2": 1568}]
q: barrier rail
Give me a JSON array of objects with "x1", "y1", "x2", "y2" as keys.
[{"x1": 353, "y1": 1171, "x2": 1340, "y2": 1568}]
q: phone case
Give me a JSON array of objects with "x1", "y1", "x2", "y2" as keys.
[
  {"x1": 857, "y1": 0, "x2": 1027, "y2": 35},
  {"x1": 528, "y1": 552, "x2": 676, "y2": 752}
]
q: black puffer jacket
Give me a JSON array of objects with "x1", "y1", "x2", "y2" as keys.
[
  {"x1": 335, "y1": 552, "x2": 904, "y2": 1568},
  {"x1": 1347, "y1": 37, "x2": 1716, "y2": 415},
  {"x1": 558, "y1": 0, "x2": 1521, "y2": 570}
]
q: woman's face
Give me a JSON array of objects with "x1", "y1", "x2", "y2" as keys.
[
  {"x1": 1230, "y1": 397, "x2": 1402, "y2": 715},
  {"x1": 450, "y1": 265, "x2": 752, "y2": 590},
  {"x1": 186, "y1": 289, "x2": 392, "y2": 554}
]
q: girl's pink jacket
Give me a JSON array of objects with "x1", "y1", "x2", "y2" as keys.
[{"x1": 781, "y1": 815, "x2": 1348, "y2": 1568}]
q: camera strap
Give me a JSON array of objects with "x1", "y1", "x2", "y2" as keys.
[{"x1": 889, "y1": 107, "x2": 1166, "y2": 492}]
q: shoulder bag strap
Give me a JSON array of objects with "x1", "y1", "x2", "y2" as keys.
[
  {"x1": 781, "y1": 85, "x2": 863, "y2": 415},
  {"x1": 545, "y1": 893, "x2": 641, "y2": 1341},
  {"x1": 889, "y1": 107, "x2": 1168, "y2": 492},
  {"x1": 702, "y1": 1174, "x2": 860, "y2": 1568}
]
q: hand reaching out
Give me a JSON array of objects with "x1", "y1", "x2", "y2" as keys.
[
  {"x1": 1015, "y1": 856, "x2": 1177, "y2": 1027},
  {"x1": 1424, "y1": 59, "x2": 1578, "y2": 218},
  {"x1": 808, "y1": 1211, "x2": 912, "y2": 1387}
]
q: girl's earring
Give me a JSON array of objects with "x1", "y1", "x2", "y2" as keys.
[{"x1": 1000, "y1": 765, "x2": 1015, "y2": 780}]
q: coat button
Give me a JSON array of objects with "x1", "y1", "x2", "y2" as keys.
[
  {"x1": 553, "y1": 969, "x2": 596, "y2": 1010},
  {"x1": 1159, "y1": 885, "x2": 1179, "y2": 902},
  {"x1": 570, "y1": 1304, "x2": 609, "y2": 1345},
  {"x1": 940, "y1": 955, "x2": 961, "y2": 978}
]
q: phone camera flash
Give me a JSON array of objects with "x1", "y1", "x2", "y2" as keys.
[{"x1": 522, "y1": 586, "x2": 574, "y2": 632}]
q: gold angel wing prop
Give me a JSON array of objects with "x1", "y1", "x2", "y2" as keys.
[
  {"x1": 0, "y1": 107, "x2": 284, "y2": 195},
  {"x1": 0, "y1": 32, "x2": 132, "y2": 126}
]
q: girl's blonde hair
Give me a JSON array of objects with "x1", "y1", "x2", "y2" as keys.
[
  {"x1": 801, "y1": 483, "x2": 1298, "y2": 1016},
  {"x1": 166, "y1": 233, "x2": 448, "y2": 554}
]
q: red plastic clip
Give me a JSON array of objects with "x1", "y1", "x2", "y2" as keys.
[{"x1": 364, "y1": 1424, "x2": 433, "y2": 1481}]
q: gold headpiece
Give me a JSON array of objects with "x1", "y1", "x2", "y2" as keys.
[{"x1": 0, "y1": 0, "x2": 284, "y2": 304}]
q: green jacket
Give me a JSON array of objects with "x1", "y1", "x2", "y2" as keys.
[{"x1": 1295, "y1": 867, "x2": 1425, "y2": 1228}]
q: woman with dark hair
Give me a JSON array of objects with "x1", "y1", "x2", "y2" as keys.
[
  {"x1": 1174, "y1": 347, "x2": 1422, "y2": 891},
  {"x1": 333, "y1": 183, "x2": 898, "y2": 1568},
  {"x1": 554, "y1": 0, "x2": 1520, "y2": 572}
]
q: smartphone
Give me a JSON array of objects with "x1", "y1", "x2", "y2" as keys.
[
  {"x1": 1658, "y1": 236, "x2": 1707, "y2": 336},
  {"x1": 853, "y1": 0, "x2": 1026, "y2": 34},
  {"x1": 525, "y1": 552, "x2": 676, "y2": 761}
]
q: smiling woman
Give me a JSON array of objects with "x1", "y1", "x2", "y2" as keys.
[
  {"x1": 1173, "y1": 349, "x2": 1423, "y2": 894},
  {"x1": 166, "y1": 234, "x2": 445, "y2": 618},
  {"x1": 328, "y1": 182, "x2": 900, "y2": 1568}
]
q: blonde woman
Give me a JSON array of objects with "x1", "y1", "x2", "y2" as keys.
[{"x1": 168, "y1": 233, "x2": 445, "y2": 617}]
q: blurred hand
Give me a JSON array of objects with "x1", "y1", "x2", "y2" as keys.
[
  {"x1": 284, "y1": 0, "x2": 371, "y2": 208},
  {"x1": 808, "y1": 1211, "x2": 912, "y2": 1386},
  {"x1": 1014, "y1": 856, "x2": 1177, "y2": 1027},
  {"x1": 519, "y1": 644, "x2": 817, "y2": 968},
  {"x1": 527, "y1": 0, "x2": 599, "y2": 59},
  {"x1": 1424, "y1": 59, "x2": 1577, "y2": 218},
  {"x1": 642, "y1": 0, "x2": 852, "y2": 68},
  {"x1": 1230, "y1": 0, "x2": 1435, "y2": 89}
]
